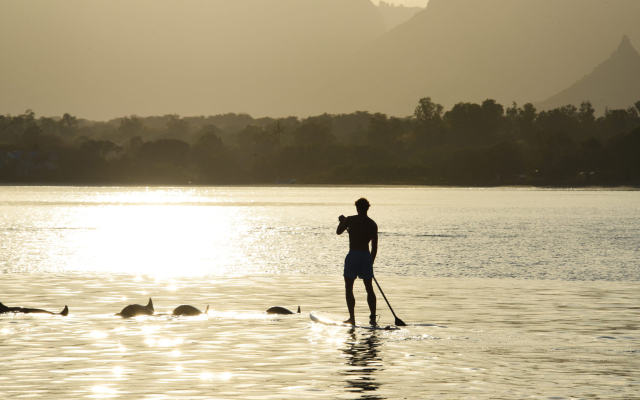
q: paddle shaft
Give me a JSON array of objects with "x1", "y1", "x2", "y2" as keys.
[{"x1": 373, "y1": 276, "x2": 405, "y2": 325}]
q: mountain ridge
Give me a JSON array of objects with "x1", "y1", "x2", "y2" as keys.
[
  {"x1": 377, "y1": 1, "x2": 425, "y2": 31},
  {"x1": 303, "y1": 0, "x2": 640, "y2": 117},
  {"x1": 537, "y1": 36, "x2": 640, "y2": 113}
]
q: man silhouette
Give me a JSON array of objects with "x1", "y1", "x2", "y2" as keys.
[{"x1": 337, "y1": 198, "x2": 378, "y2": 326}]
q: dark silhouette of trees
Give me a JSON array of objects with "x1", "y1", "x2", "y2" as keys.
[
  {"x1": 38, "y1": 117, "x2": 60, "y2": 137},
  {"x1": 1, "y1": 97, "x2": 639, "y2": 185},
  {"x1": 505, "y1": 102, "x2": 537, "y2": 141},
  {"x1": 444, "y1": 99, "x2": 504, "y2": 145},
  {"x1": 602, "y1": 106, "x2": 639, "y2": 137},
  {"x1": 58, "y1": 140, "x2": 123, "y2": 182},
  {"x1": 191, "y1": 128, "x2": 229, "y2": 183},
  {"x1": 603, "y1": 126, "x2": 640, "y2": 180},
  {"x1": 58, "y1": 113, "x2": 79, "y2": 138},
  {"x1": 0, "y1": 110, "x2": 37, "y2": 144},
  {"x1": 118, "y1": 115, "x2": 146, "y2": 139},
  {"x1": 413, "y1": 97, "x2": 445, "y2": 146},
  {"x1": 138, "y1": 139, "x2": 190, "y2": 168},
  {"x1": 164, "y1": 115, "x2": 191, "y2": 140},
  {"x1": 367, "y1": 113, "x2": 393, "y2": 147},
  {"x1": 293, "y1": 121, "x2": 336, "y2": 146},
  {"x1": 19, "y1": 125, "x2": 64, "y2": 151}
]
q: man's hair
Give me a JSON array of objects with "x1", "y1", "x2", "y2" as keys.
[{"x1": 355, "y1": 198, "x2": 370, "y2": 211}]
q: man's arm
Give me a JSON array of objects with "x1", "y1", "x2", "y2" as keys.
[
  {"x1": 336, "y1": 215, "x2": 349, "y2": 235},
  {"x1": 371, "y1": 224, "x2": 378, "y2": 264}
]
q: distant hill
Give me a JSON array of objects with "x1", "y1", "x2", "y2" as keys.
[
  {"x1": 306, "y1": 0, "x2": 640, "y2": 116},
  {"x1": 377, "y1": 2, "x2": 424, "y2": 31},
  {"x1": 537, "y1": 36, "x2": 640, "y2": 113}
]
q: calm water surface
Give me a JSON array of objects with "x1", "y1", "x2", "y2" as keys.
[{"x1": 1, "y1": 186, "x2": 639, "y2": 399}]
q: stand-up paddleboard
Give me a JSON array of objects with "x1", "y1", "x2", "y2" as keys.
[{"x1": 310, "y1": 311, "x2": 400, "y2": 331}]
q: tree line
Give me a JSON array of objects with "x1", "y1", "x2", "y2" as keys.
[{"x1": 1, "y1": 98, "x2": 639, "y2": 186}]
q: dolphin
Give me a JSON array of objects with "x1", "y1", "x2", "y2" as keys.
[
  {"x1": 0, "y1": 301, "x2": 69, "y2": 316},
  {"x1": 117, "y1": 298, "x2": 154, "y2": 318},
  {"x1": 266, "y1": 305, "x2": 301, "y2": 315},
  {"x1": 172, "y1": 304, "x2": 209, "y2": 316}
]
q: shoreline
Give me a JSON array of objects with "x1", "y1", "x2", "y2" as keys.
[{"x1": 1, "y1": 182, "x2": 639, "y2": 190}]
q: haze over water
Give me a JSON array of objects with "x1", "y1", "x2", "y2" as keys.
[{"x1": 1, "y1": 186, "x2": 639, "y2": 399}]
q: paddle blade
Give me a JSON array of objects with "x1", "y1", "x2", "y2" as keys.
[{"x1": 395, "y1": 317, "x2": 407, "y2": 327}]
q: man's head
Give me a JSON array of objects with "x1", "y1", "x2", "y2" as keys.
[{"x1": 355, "y1": 198, "x2": 370, "y2": 214}]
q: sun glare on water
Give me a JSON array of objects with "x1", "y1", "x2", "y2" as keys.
[
  {"x1": 91, "y1": 385, "x2": 118, "y2": 395},
  {"x1": 50, "y1": 188, "x2": 254, "y2": 277},
  {"x1": 200, "y1": 372, "x2": 232, "y2": 381}
]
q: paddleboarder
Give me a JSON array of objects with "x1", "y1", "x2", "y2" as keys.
[{"x1": 337, "y1": 198, "x2": 378, "y2": 326}]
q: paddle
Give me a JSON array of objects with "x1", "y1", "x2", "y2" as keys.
[{"x1": 373, "y1": 276, "x2": 407, "y2": 326}]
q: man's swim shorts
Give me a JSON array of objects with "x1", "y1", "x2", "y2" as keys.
[{"x1": 343, "y1": 250, "x2": 373, "y2": 280}]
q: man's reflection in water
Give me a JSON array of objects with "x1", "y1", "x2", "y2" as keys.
[{"x1": 340, "y1": 330, "x2": 385, "y2": 399}]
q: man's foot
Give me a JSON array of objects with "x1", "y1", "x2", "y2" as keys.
[
  {"x1": 369, "y1": 314, "x2": 379, "y2": 326},
  {"x1": 343, "y1": 317, "x2": 355, "y2": 326}
]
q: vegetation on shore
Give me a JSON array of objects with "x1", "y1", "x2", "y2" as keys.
[{"x1": 1, "y1": 98, "x2": 639, "y2": 186}]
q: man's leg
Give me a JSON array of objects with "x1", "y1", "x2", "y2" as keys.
[
  {"x1": 344, "y1": 277, "x2": 356, "y2": 325},
  {"x1": 363, "y1": 279, "x2": 377, "y2": 325}
]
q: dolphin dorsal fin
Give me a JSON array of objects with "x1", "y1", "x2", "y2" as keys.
[
  {"x1": 204, "y1": 305, "x2": 209, "y2": 314},
  {"x1": 147, "y1": 298, "x2": 154, "y2": 311},
  {"x1": 60, "y1": 306, "x2": 69, "y2": 316},
  {"x1": 297, "y1": 305, "x2": 301, "y2": 314}
]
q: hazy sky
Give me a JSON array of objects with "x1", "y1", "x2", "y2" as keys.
[
  {"x1": 2, "y1": 0, "x2": 636, "y2": 120},
  {"x1": 375, "y1": 0, "x2": 428, "y2": 6}
]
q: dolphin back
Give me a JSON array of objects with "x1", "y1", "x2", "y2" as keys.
[
  {"x1": 266, "y1": 306, "x2": 295, "y2": 315},
  {"x1": 60, "y1": 306, "x2": 69, "y2": 316},
  {"x1": 173, "y1": 304, "x2": 206, "y2": 316},
  {"x1": 118, "y1": 298, "x2": 155, "y2": 318}
]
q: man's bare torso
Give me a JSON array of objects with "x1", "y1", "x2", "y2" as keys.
[{"x1": 345, "y1": 215, "x2": 378, "y2": 251}]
